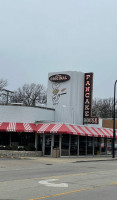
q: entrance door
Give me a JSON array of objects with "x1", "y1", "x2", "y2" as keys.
[{"x1": 44, "y1": 135, "x2": 52, "y2": 156}]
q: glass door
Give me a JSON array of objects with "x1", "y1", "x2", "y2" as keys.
[{"x1": 44, "y1": 135, "x2": 52, "y2": 156}]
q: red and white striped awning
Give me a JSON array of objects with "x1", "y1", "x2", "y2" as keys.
[
  {"x1": 0, "y1": 122, "x2": 116, "y2": 138},
  {"x1": 0, "y1": 122, "x2": 36, "y2": 133},
  {"x1": 36, "y1": 123, "x2": 117, "y2": 138}
]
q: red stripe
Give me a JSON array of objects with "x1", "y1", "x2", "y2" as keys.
[
  {"x1": 109, "y1": 129, "x2": 117, "y2": 138},
  {"x1": 97, "y1": 128, "x2": 108, "y2": 137},
  {"x1": 77, "y1": 126, "x2": 88, "y2": 136},
  {"x1": 45, "y1": 124, "x2": 55, "y2": 133},
  {"x1": 103, "y1": 129, "x2": 112, "y2": 138},
  {"x1": 84, "y1": 127, "x2": 95, "y2": 137},
  {"x1": 91, "y1": 127, "x2": 102, "y2": 137},
  {"x1": 70, "y1": 125, "x2": 80, "y2": 135},
  {"x1": 59, "y1": 124, "x2": 74, "y2": 134}
]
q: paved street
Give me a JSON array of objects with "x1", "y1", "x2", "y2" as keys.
[{"x1": 0, "y1": 157, "x2": 117, "y2": 200}]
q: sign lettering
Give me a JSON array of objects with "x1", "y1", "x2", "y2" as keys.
[
  {"x1": 49, "y1": 74, "x2": 70, "y2": 83},
  {"x1": 83, "y1": 117, "x2": 99, "y2": 124},
  {"x1": 83, "y1": 72, "x2": 98, "y2": 124},
  {"x1": 83, "y1": 73, "x2": 93, "y2": 118}
]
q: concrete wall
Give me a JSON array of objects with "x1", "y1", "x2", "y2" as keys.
[{"x1": 0, "y1": 105, "x2": 55, "y2": 123}]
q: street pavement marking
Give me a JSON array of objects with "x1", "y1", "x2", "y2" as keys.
[
  {"x1": 39, "y1": 179, "x2": 68, "y2": 187},
  {"x1": 0, "y1": 170, "x2": 116, "y2": 184},
  {"x1": 29, "y1": 188, "x2": 91, "y2": 200},
  {"x1": 0, "y1": 172, "x2": 88, "y2": 184},
  {"x1": 29, "y1": 183, "x2": 117, "y2": 200},
  {"x1": 54, "y1": 172, "x2": 88, "y2": 178}
]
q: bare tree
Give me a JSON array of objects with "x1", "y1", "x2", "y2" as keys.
[
  {"x1": 12, "y1": 83, "x2": 47, "y2": 106},
  {"x1": 92, "y1": 98, "x2": 116, "y2": 118},
  {"x1": 0, "y1": 79, "x2": 9, "y2": 104},
  {"x1": 0, "y1": 79, "x2": 7, "y2": 90}
]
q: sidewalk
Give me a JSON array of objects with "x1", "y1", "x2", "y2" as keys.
[
  {"x1": 24, "y1": 156, "x2": 117, "y2": 164},
  {"x1": 1, "y1": 154, "x2": 117, "y2": 163}
]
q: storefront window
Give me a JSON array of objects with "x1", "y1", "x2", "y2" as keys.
[
  {"x1": 38, "y1": 135, "x2": 43, "y2": 151},
  {"x1": 11, "y1": 132, "x2": 35, "y2": 150},
  {"x1": 87, "y1": 137, "x2": 93, "y2": 155},
  {"x1": 10, "y1": 132, "x2": 19, "y2": 146},
  {"x1": 70, "y1": 135, "x2": 78, "y2": 156},
  {"x1": 0, "y1": 132, "x2": 10, "y2": 146},
  {"x1": 94, "y1": 138, "x2": 101, "y2": 155},
  {"x1": 101, "y1": 138, "x2": 107, "y2": 155},
  {"x1": 61, "y1": 134, "x2": 69, "y2": 156},
  {"x1": 0, "y1": 132, "x2": 35, "y2": 150},
  {"x1": 79, "y1": 136, "x2": 86, "y2": 155},
  {"x1": 107, "y1": 138, "x2": 112, "y2": 155},
  {"x1": 115, "y1": 139, "x2": 117, "y2": 155}
]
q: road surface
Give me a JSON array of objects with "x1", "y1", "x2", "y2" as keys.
[{"x1": 0, "y1": 157, "x2": 117, "y2": 200}]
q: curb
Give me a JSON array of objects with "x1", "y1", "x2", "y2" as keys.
[
  {"x1": 72, "y1": 158, "x2": 117, "y2": 163},
  {"x1": 0, "y1": 156, "x2": 117, "y2": 163}
]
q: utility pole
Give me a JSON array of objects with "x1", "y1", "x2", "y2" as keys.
[{"x1": 112, "y1": 80, "x2": 117, "y2": 158}]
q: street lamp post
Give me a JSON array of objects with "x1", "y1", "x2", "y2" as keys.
[{"x1": 112, "y1": 80, "x2": 117, "y2": 158}]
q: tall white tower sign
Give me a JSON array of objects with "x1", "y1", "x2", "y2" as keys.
[{"x1": 47, "y1": 71, "x2": 84, "y2": 125}]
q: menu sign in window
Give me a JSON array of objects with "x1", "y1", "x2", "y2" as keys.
[{"x1": 83, "y1": 73, "x2": 93, "y2": 118}]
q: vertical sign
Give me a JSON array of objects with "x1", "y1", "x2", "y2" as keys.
[{"x1": 83, "y1": 73, "x2": 93, "y2": 119}]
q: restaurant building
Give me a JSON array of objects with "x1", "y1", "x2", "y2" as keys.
[{"x1": 0, "y1": 71, "x2": 116, "y2": 157}]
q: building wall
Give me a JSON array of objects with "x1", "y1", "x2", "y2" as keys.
[
  {"x1": 0, "y1": 105, "x2": 55, "y2": 123},
  {"x1": 47, "y1": 71, "x2": 84, "y2": 125},
  {"x1": 102, "y1": 119, "x2": 117, "y2": 129}
]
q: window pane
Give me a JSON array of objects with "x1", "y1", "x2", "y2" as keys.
[
  {"x1": 101, "y1": 138, "x2": 107, "y2": 155},
  {"x1": 87, "y1": 137, "x2": 93, "y2": 155},
  {"x1": 79, "y1": 136, "x2": 86, "y2": 155},
  {"x1": 61, "y1": 134, "x2": 69, "y2": 156},
  {"x1": 70, "y1": 135, "x2": 78, "y2": 156},
  {"x1": 107, "y1": 138, "x2": 112, "y2": 155},
  {"x1": 94, "y1": 138, "x2": 100, "y2": 155}
]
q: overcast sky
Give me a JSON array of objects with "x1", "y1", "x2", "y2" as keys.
[{"x1": 0, "y1": 0, "x2": 117, "y2": 99}]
